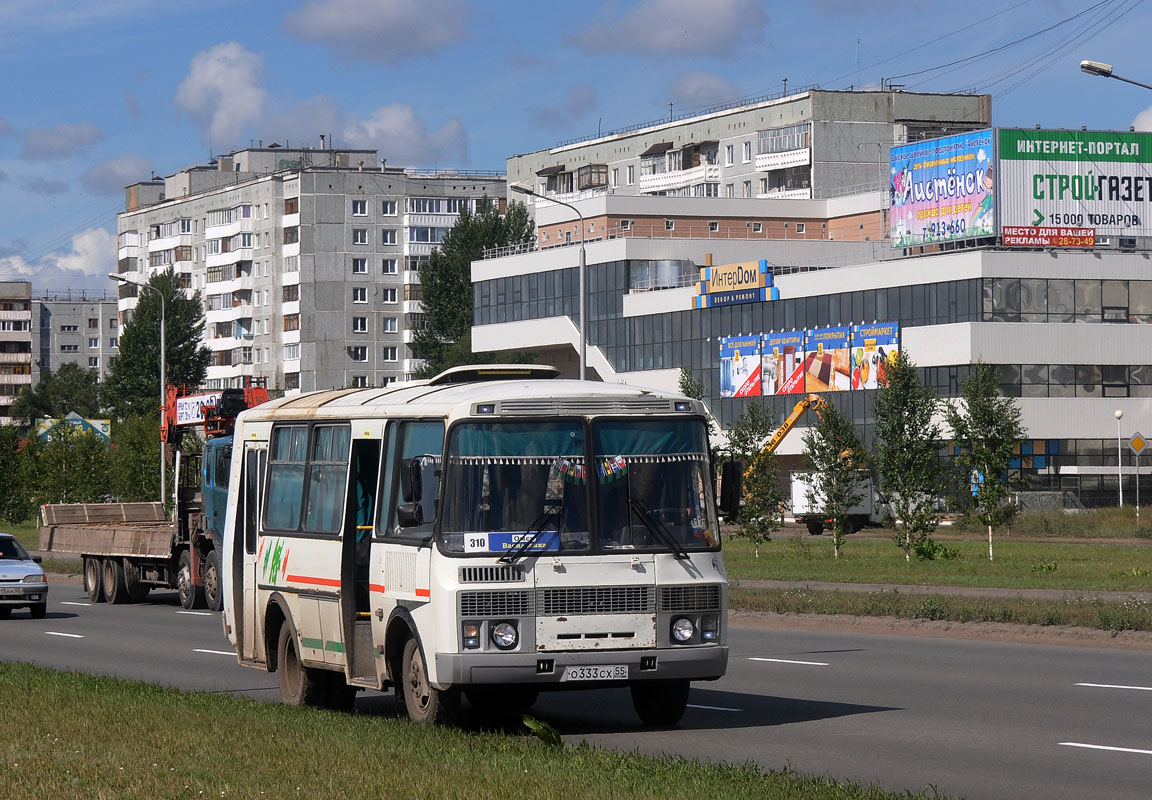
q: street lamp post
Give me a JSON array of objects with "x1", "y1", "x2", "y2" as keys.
[
  {"x1": 510, "y1": 184, "x2": 586, "y2": 380},
  {"x1": 109, "y1": 273, "x2": 167, "y2": 506},
  {"x1": 1115, "y1": 409, "x2": 1124, "y2": 507},
  {"x1": 1080, "y1": 60, "x2": 1152, "y2": 92}
]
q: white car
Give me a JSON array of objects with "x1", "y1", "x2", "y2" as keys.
[{"x1": 0, "y1": 533, "x2": 48, "y2": 619}]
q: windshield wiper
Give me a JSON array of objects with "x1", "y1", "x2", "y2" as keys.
[
  {"x1": 498, "y1": 508, "x2": 559, "y2": 565},
  {"x1": 626, "y1": 499, "x2": 690, "y2": 560}
]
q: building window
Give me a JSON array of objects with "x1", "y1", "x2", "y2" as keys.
[
  {"x1": 382, "y1": 200, "x2": 397, "y2": 216},
  {"x1": 620, "y1": 219, "x2": 632, "y2": 231},
  {"x1": 382, "y1": 287, "x2": 397, "y2": 303},
  {"x1": 60, "y1": 324, "x2": 78, "y2": 333},
  {"x1": 725, "y1": 184, "x2": 734, "y2": 198},
  {"x1": 283, "y1": 314, "x2": 300, "y2": 332},
  {"x1": 725, "y1": 145, "x2": 734, "y2": 166},
  {"x1": 284, "y1": 372, "x2": 300, "y2": 390},
  {"x1": 350, "y1": 346, "x2": 367, "y2": 362},
  {"x1": 743, "y1": 142, "x2": 752, "y2": 162},
  {"x1": 352, "y1": 257, "x2": 367, "y2": 274},
  {"x1": 284, "y1": 197, "x2": 299, "y2": 215},
  {"x1": 61, "y1": 344, "x2": 79, "y2": 353},
  {"x1": 665, "y1": 220, "x2": 675, "y2": 231},
  {"x1": 284, "y1": 343, "x2": 300, "y2": 360},
  {"x1": 88, "y1": 337, "x2": 99, "y2": 348},
  {"x1": 88, "y1": 318, "x2": 98, "y2": 329},
  {"x1": 743, "y1": 180, "x2": 752, "y2": 198},
  {"x1": 109, "y1": 318, "x2": 117, "y2": 330},
  {"x1": 382, "y1": 316, "x2": 398, "y2": 333},
  {"x1": 283, "y1": 227, "x2": 299, "y2": 245},
  {"x1": 352, "y1": 316, "x2": 367, "y2": 333},
  {"x1": 708, "y1": 221, "x2": 719, "y2": 233},
  {"x1": 284, "y1": 255, "x2": 299, "y2": 273},
  {"x1": 627, "y1": 165, "x2": 635, "y2": 185},
  {"x1": 352, "y1": 228, "x2": 367, "y2": 245},
  {"x1": 381, "y1": 229, "x2": 397, "y2": 245},
  {"x1": 796, "y1": 222, "x2": 806, "y2": 234},
  {"x1": 352, "y1": 376, "x2": 368, "y2": 388},
  {"x1": 753, "y1": 222, "x2": 763, "y2": 233},
  {"x1": 611, "y1": 168, "x2": 619, "y2": 186},
  {"x1": 351, "y1": 199, "x2": 367, "y2": 216},
  {"x1": 89, "y1": 357, "x2": 99, "y2": 368},
  {"x1": 283, "y1": 284, "x2": 299, "y2": 303},
  {"x1": 353, "y1": 287, "x2": 367, "y2": 304},
  {"x1": 382, "y1": 258, "x2": 397, "y2": 275},
  {"x1": 383, "y1": 346, "x2": 398, "y2": 361},
  {"x1": 759, "y1": 178, "x2": 768, "y2": 195},
  {"x1": 109, "y1": 338, "x2": 118, "y2": 349}
]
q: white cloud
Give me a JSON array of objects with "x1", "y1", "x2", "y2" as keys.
[
  {"x1": 0, "y1": 227, "x2": 115, "y2": 295},
  {"x1": 82, "y1": 154, "x2": 154, "y2": 195},
  {"x1": 571, "y1": 0, "x2": 768, "y2": 56},
  {"x1": 530, "y1": 85, "x2": 597, "y2": 132},
  {"x1": 283, "y1": 0, "x2": 469, "y2": 64},
  {"x1": 1134, "y1": 107, "x2": 1152, "y2": 132},
  {"x1": 175, "y1": 42, "x2": 268, "y2": 147},
  {"x1": 669, "y1": 71, "x2": 741, "y2": 108},
  {"x1": 22, "y1": 123, "x2": 104, "y2": 160}
]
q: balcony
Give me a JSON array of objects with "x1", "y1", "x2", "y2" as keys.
[
  {"x1": 0, "y1": 352, "x2": 32, "y2": 364},
  {"x1": 638, "y1": 164, "x2": 720, "y2": 195},
  {"x1": 755, "y1": 148, "x2": 811, "y2": 172},
  {"x1": 756, "y1": 187, "x2": 812, "y2": 200}
]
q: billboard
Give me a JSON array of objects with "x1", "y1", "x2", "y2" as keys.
[
  {"x1": 760, "y1": 330, "x2": 806, "y2": 396},
  {"x1": 692, "y1": 259, "x2": 779, "y2": 309},
  {"x1": 803, "y1": 326, "x2": 852, "y2": 393},
  {"x1": 889, "y1": 129, "x2": 995, "y2": 246},
  {"x1": 718, "y1": 335, "x2": 761, "y2": 398},
  {"x1": 850, "y1": 322, "x2": 900, "y2": 390},
  {"x1": 998, "y1": 128, "x2": 1152, "y2": 239}
]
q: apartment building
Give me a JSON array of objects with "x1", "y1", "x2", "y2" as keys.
[
  {"x1": 117, "y1": 144, "x2": 505, "y2": 393},
  {"x1": 0, "y1": 282, "x2": 33, "y2": 424},
  {"x1": 32, "y1": 294, "x2": 119, "y2": 382}
]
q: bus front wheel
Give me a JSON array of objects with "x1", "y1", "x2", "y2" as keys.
[
  {"x1": 399, "y1": 637, "x2": 459, "y2": 724},
  {"x1": 630, "y1": 679, "x2": 690, "y2": 726}
]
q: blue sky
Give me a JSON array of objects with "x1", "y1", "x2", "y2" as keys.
[{"x1": 1, "y1": 0, "x2": 1149, "y2": 296}]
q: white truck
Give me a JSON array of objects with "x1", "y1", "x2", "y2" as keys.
[{"x1": 790, "y1": 471, "x2": 884, "y2": 535}]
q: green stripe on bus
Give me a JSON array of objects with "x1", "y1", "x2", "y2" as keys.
[{"x1": 300, "y1": 637, "x2": 344, "y2": 654}]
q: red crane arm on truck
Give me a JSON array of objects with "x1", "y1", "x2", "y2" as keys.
[{"x1": 160, "y1": 378, "x2": 270, "y2": 444}]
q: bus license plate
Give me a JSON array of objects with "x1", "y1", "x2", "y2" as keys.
[{"x1": 562, "y1": 665, "x2": 627, "y2": 682}]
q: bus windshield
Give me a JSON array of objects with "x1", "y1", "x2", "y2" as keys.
[{"x1": 439, "y1": 418, "x2": 718, "y2": 557}]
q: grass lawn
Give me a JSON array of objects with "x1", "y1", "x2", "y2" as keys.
[
  {"x1": 722, "y1": 533, "x2": 1152, "y2": 592},
  {"x1": 0, "y1": 663, "x2": 947, "y2": 800}
]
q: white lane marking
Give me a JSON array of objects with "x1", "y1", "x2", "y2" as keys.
[
  {"x1": 1060, "y1": 742, "x2": 1152, "y2": 756},
  {"x1": 45, "y1": 631, "x2": 84, "y2": 639},
  {"x1": 61, "y1": 601, "x2": 91, "y2": 607},
  {"x1": 688, "y1": 703, "x2": 742, "y2": 712},
  {"x1": 177, "y1": 611, "x2": 212, "y2": 617},
  {"x1": 749, "y1": 657, "x2": 829, "y2": 666},
  {"x1": 1076, "y1": 682, "x2": 1152, "y2": 692},
  {"x1": 194, "y1": 649, "x2": 236, "y2": 656}
]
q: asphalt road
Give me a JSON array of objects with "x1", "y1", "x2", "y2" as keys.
[{"x1": 4, "y1": 580, "x2": 1151, "y2": 800}]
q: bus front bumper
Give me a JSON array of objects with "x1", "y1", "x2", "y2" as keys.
[{"x1": 435, "y1": 645, "x2": 728, "y2": 687}]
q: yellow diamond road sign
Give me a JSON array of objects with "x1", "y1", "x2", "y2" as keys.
[{"x1": 1129, "y1": 433, "x2": 1147, "y2": 456}]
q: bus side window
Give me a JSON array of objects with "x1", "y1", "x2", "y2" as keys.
[{"x1": 382, "y1": 420, "x2": 444, "y2": 536}]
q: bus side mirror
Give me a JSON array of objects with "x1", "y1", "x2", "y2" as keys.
[{"x1": 718, "y1": 460, "x2": 743, "y2": 519}]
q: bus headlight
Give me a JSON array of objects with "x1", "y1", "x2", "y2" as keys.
[
  {"x1": 462, "y1": 623, "x2": 480, "y2": 649},
  {"x1": 490, "y1": 621, "x2": 518, "y2": 650},
  {"x1": 671, "y1": 617, "x2": 695, "y2": 643},
  {"x1": 700, "y1": 615, "x2": 719, "y2": 641}
]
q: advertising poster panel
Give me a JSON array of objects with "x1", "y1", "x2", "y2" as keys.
[
  {"x1": 760, "y1": 330, "x2": 806, "y2": 396},
  {"x1": 998, "y1": 128, "x2": 1152, "y2": 239},
  {"x1": 803, "y1": 326, "x2": 851, "y2": 393},
  {"x1": 850, "y1": 322, "x2": 900, "y2": 390},
  {"x1": 889, "y1": 129, "x2": 995, "y2": 246},
  {"x1": 718, "y1": 335, "x2": 761, "y2": 398}
]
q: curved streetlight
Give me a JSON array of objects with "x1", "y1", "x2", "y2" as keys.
[
  {"x1": 510, "y1": 184, "x2": 586, "y2": 380},
  {"x1": 1080, "y1": 60, "x2": 1152, "y2": 92},
  {"x1": 109, "y1": 273, "x2": 167, "y2": 506}
]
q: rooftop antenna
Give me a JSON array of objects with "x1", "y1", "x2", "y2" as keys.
[
  {"x1": 669, "y1": 102, "x2": 673, "y2": 121},
  {"x1": 856, "y1": 39, "x2": 860, "y2": 89}
]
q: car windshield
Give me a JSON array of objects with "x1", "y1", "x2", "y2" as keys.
[
  {"x1": 440, "y1": 421, "x2": 590, "y2": 556},
  {"x1": 439, "y1": 417, "x2": 718, "y2": 557},
  {"x1": 593, "y1": 419, "x2": 719, "y2": 552},
  {"x1": 0, "y1": 538, "x2": 31, "y2": 560}
]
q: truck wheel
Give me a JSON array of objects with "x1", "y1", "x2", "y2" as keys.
[
  {"x1": 29, "y1": 602, "x2": 47, "y2": 620},
  {"x1": 177, "y1": 550, "x2": 205, "y2": 610},
  {"x1": 277, "y1": 623, "x2": 326, "y2": 707},
  {"x1": 203, "y1": 550, "x2": 222, "y2": 612},
  {"x1": 805, "y1": 520, "x2": 824, "y2": 536},
  {"x1": 102, "y1": 558, "x2": 128, "y2": 604},
  {"x1": 84, "y1": 557, "x2": 105, "y2": 603},
  {"x1": 123, "y1": 560, "x2": 150, "y2": 604},
  {"x1": 630, "y1": 679, "x2": 690, "y2": 726},
  {"x1": 400, "y1": 637, "x2": 459, "y2": 724}
]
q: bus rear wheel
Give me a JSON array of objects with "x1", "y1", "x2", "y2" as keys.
[
  {"x1": 277, "y1": 623, "x2": 327, "y2": 707},
  {"x1": 399, "y1": 637, "x2": 459, "y2": 724},
  {"x1": 630, "y1": 679, "x2": 690, "y2": 726}
]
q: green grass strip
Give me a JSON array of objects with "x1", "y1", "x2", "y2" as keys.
[
  {"x1": 732, "y1": 586, "x2": 1152, "y2": 632},
  {"x1": 0, "y1": 663, "x2": 947, "y2": 800}
]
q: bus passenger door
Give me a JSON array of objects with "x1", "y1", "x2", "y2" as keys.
[{"x1": 239, "y1": 444, "x2": 265, "y2": 662}]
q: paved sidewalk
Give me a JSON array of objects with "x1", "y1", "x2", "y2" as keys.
[{"x1": 736, "y1": 578, "x2": 1152, "y2": 603}]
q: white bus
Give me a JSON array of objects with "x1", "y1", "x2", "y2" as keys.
[{"x1": 222, "y1": 365, "x2": 735, "y2": 725}]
